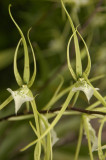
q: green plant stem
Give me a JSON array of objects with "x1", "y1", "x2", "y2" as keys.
[
  {"x1": 29, "y1": 91, "x2": 41, "y2": 160},
  {"x1": 89, "y1": 74, "x2": 105, "y2": 82},
  {"x1": 98, "y1": 118, "x2": 106, "y2": 160},
  {"x1": 74, "y1": 119, "x2": 83, "y2": 160},
  {"x1": 39, "y1": 114, "x2": 52, "y2": 160},
  {"x1": 44, "y1": 85, "x2": 73, "y2": 110},
  {"x1": 71, "y1": 91, "x2": 79, "y2": 108},
  {"x1": 0, "y1": 96, "x2": 13, "y2": 110},
  {"x1": 21, "y1": 85, "x2": 75, "y2": 151},
  {"x1": 83, "y1": 116, "x2": 94, "y2": 160}
]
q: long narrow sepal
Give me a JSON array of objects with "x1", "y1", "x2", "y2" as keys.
[
  {"x1": 77, "y1": 30, "x2": 91, "y2": 77},
  {"x1": 9, "y1": 4, "x2": 30, "y2": 84},
  {"x1": 67, "y1": 30, "x2": 77, "y2": 81},
  {"x1": 14, "y1": 38, "x2": 23, "y2": 86},
  {"x1": 61, "y1": 0, "x2": 82, "y2": 77},
  {"x1": 27, "y1": 28, "x2": 37, "y2": 88}
]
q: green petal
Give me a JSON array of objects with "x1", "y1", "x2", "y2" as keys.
[{"x1": 67, "y1": 30, "x2": 77, "y2": 81}]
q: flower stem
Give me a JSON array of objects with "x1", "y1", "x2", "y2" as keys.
[{"x1": 74, "y1": 119, "x2": 83, "y2": 160}]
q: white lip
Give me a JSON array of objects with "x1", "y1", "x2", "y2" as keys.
[{"x1": 7, "y1": 88, "x2": 33, "y2": 114}]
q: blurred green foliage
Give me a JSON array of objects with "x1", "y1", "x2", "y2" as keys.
[{"x1": 0, "y1": 0, "x2": 106, "y2": 159}]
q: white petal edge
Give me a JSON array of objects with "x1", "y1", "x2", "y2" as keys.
[
  {"x1": 7, "y1": 88, "x2": 33, "y2": 114},
  {"x1": 72, "y1": 85, "x2": 99, "y2": 102},
  {"x1": 84, "y1": 117, "x2": 98, "y2": 152}
]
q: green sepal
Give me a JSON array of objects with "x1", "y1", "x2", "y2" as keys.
[
  {"x1": 9, "y1": 4, "x2": 30, "y2": 84},
  {"x1": 14, "y1": 38, "x2": 23, "y2": 86},
  {"x1": 27, "y1": 28, "x2": 37, "y2": 88},
  {"x1": 77, "y1": 30, "x2": 91, "y2": 77},
  {"x1": 61, "y1": 0, "x2": 82, "y2": 77},
  {"x1": 67, "y1": 30, "x2": 77, "y2": 80}
]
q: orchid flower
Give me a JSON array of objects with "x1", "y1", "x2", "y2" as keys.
[
  {"x1": 7, "y1": 85, "x2": 33, "y2": 114},
  {"x1": 72, "y1": 78, "x2": 99, "y2": 102},
  {"x1": 61, "y1": 0, "x2": 106, "y2": 107},
  {"x1": 0, "y1": 5, "x2": 36, "y2": 112}
]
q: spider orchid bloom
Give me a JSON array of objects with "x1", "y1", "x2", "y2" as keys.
[
  {"x1": 7, "y1": 85, "x2": 33, "y2": 114},
  {"x1": 72, "y1": 78, "x2": 99, "y2": 102}
]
